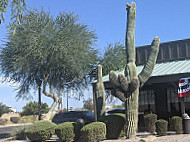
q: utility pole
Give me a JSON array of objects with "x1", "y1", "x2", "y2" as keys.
[
  {"x1": 67, "y1": 88, "x2": 69, "y2": 111},
  {"x1": 38, "y1": 80, "x2": 42, "y2": 120}
]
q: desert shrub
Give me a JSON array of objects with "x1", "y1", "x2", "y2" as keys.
[
  {"x1": 170, "y1": 116, "x2": 183, "y2": 134},
  {"x1": 25, "y1": 120, "x2": 57, "y2": 141},
  {"x1": 19, "y1": 115, "x2": 38, "y2": 123},
  {"x1": 0, "y1": 118, "x2": 8, "y2": 125},
  {"x1": 156, "y1": 119, "x2": 168, "y2": 136},
  {"x1": 55, "y1": 122, "x2": 83, "y2": 142},
  {"x1": 11, "y1": 125, "x2": 30, "y2": 140},
  {"x1": 81, "y1": 122, "x2": 106, "y2": 142},
  {"x1": 100, "y1": 113, "x2": 125, "y2": 139},
  {"x1": 10, "y1": 117, "x2": 20, "y2": 123},
  {"x1": 144, "y1": 113, "x2": 157, "y2": 133}
]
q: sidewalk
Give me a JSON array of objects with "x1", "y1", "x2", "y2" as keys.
[
  {"x1": 2, "y1": 132, "x2": 190, "y2": 142},
  {"x1": 0, "y1": 123, "x2": 32, "y2": 128},
  {"x1": 178, "y1": 135, "x2": 190, "y2": 142}
]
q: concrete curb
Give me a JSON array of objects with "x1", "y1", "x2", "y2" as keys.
[{"x1": 0, "y1": 123, "x2": 33, "y2": 128}]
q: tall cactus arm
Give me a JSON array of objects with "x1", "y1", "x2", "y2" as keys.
[
  {"x1": 126, "y1": 2, "x2": 136, "y2": 63},
  {"x1": 138, "y1": 37, "x2": 160, "y2": 87}
]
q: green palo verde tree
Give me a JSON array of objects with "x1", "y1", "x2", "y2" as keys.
[
  {"x1": 0, "y1": 9, "x2": 98, "y2": 120},
  {"x1": 109, "y1": 2, "x2": 160, "y2": 138},
  {"x1": 0, "y1": 0, "x2": 26, "y2": 33},
  {"x1": 96, "y1": 64, "x2": 106, "y2": 120}
]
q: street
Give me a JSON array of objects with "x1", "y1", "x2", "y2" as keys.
[{"x1": 0, "y1": 125, "x2": 14, "y2": 139}]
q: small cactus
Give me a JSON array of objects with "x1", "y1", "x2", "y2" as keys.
[
  {"x1": 96, "y1": 64, "x2": 106, "y2": 120},
  {"x1": 109, "y1": 2, "x2": 160, "y2": 139}
]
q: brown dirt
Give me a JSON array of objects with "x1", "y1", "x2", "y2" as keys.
[{"x1": 0, "y1": 113, "x2": 20, "y2": 126}]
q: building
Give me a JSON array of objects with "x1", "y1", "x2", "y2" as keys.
[{"x1": 93, "y1": 38, "x2": 190, "y2": 120}]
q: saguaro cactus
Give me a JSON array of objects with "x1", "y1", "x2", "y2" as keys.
[
  {"x1": 109, "y1": 2, "x2": 160, "y2": 139},
  {"x1": 96, "y1": 64, "x2": 106, "y2": 120}
]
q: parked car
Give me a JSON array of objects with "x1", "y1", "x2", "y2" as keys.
[
  {"x1": 52, "y1": 111, "x2": 95, "y2": 125},
  {"x1": 105, "y1": 108, "x2": 126, "y2": 115},
  {"x1": 105, "y1": 108, "x2": 144, "y2": 116}
]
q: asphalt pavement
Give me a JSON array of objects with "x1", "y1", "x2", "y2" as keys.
[{"x1": 0, "y1": 123, "x2": 32, "y2": 140}]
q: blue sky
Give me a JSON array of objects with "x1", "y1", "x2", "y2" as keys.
[{"x1": 0, "y1": 0, "x2": 190, "y2": 111}]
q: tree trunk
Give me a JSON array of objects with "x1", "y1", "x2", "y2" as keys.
[
  {"x1": 44, "y1": 97, "x2": 59, "y2": 120},
  {"x1": 42, "y1": 76, "x2": 63, "y2": 120}
]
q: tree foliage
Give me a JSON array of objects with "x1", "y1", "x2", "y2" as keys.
[
  {"x1": 0, "y1": 0, "x2": 26, "y2": 26},
  {"x1": 100, "y1": 42, "x2": 126, "y2": 76},
  {"x1": 0, "y1": 102, "x2": 12, "y2": 117},
  {"x1": 0, "y1": 9, "x2": 98, "y2": 119},
  {"x1": 1, "y1": 9, "x2": 97, "y2": 97},
  {"x1": 83, "y1": 98, "x2": 93, "y2": 111},
  {"x1": 20, "y1": 101, "x2": 49, "y2": 116}
]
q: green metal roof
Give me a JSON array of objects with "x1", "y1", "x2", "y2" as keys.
[{"x1": 93, "y1": 59, "x2": 190, "y2": 83}]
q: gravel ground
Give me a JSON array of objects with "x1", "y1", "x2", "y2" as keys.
[
  {"x1": 102, "y1": 132, "x2": 190, "y2": 142},
  {"x1": 1, "y1": 131, "x2": 190, "y2": 142}
]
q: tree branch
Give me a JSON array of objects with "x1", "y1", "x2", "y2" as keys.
[
  {"x1": 42, "y1": 74, "x2": 54, "y2": 99},
  {"x1": 138, "y1": 37, "x2": 160, "y2": 87},
  {"x1": 63, "y1": 75, "x2": 85, "y2": 85}
]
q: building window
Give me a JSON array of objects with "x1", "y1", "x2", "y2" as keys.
[
  {"x1": 139, "y1": 89, "x2": 155, "y2": 113},
  {"x1": 139, "y1": 89, "x2": 155, "y2": 105},
  {"x1": 167, "y1": 87, "x2": 182, "y2": 115}
]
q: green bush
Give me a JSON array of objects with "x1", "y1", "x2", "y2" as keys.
[
  {"x1": 25, "y1": 120, "x2": 57, "y2": 141},
  {"x1": 156, "y1": 119, "x2": 168, "y2": 136},
  {"x1": 0, "y1": 118, "x2": 8, "y2": 125},
  {"x1": 81, "y1": 122, "x2": 106, "y2": 142},
  {"x1": 10, "y1": 117, "x2": 20, "y2": 123},
  {"x1": 0, "y1": 102, "x2": 13, "y2": 117},
  {"x1": 170, "y1": 116, "x2": 183, "y2": 134},
  {"x1": 11, "y1": 125, "x2": 30, "y2": 140},
  {"x1": 55, "y1": 122, "x2": 83, "y2": 142},
  {"x1": 100, "y1": 113, "x2": 125, "y2": 139},
  {"x1": 144, "y1": 113, "x2": 157, "y2": 133},
  {"x1": 20, "y1": 101, "x2": 49, "y2": 116}
]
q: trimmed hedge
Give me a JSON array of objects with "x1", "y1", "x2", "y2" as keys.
[
  {"x1": 10, "y1": 117, "x2": 20, "y2": 123},
  {"x1": 81, "y1": 122, "x2": 106, "y2": 142},
  {"x1": 170, "y1": 116, "x2": 183, "y2": 134},
  {"x1": 144, "y1": 113, "x2": 157, "y2": 133},
  {"x1": 55, "y1": 122, "x2": 83, "y2": 142},
  {"x1": 25, "y1": 120, "x2": 57, "y2": 141},
  {"x1": 156, "y1": 119, "x2": 168, "y2": 136},
  {"x1": 11, "y1": 125, "x2": 30, "y2": 140},
  {"x1": 100, "y1": 113, "x2": 125, "y2": 139}
]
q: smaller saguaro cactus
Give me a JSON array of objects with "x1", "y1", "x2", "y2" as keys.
[{"x1": 96, "y1": 64, "x2": 106, "y2": 120}]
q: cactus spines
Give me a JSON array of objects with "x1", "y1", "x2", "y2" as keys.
[
  {"x1": 118, "y1": 73, "x2": 129, "y2": 92},
  {"x1": 109, "y1": 70, "x2": 120, "y2": 87},
  {"x1": 111, "y1": 88, "x2": 127, "y2": 102},
  {"x1": 96, "y1": 64, "x2": 106, "y2": 120},
  {"x1": 109, "y1": 2, "x2": 160, "y2": 139}
]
